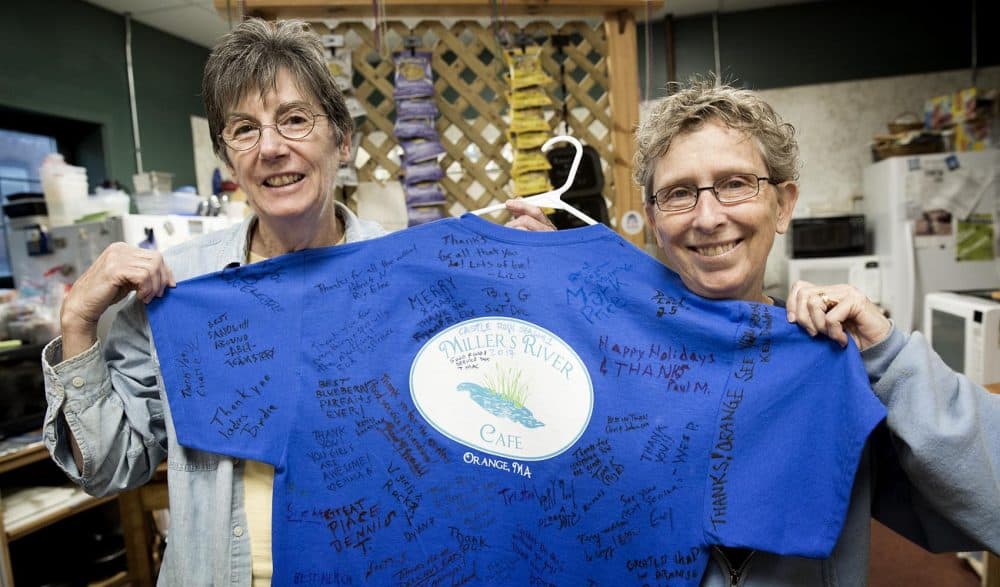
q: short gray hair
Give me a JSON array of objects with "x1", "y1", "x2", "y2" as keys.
[
  {"x1": 202, "y1": 18, "x2": 353, "y2": 165},
  {"x1": 634, "y1": 76, "x2": 799, "y2": 201}
]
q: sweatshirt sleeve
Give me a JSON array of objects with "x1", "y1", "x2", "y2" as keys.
[
  {"x1": 41, "y1": 296, "x2": 168, "y2": 497},
  {"x1": 863, "y1": 328, "x2": 1000, "y2": 552}
]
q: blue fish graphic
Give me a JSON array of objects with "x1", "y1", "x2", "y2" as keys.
[{"x1": 456, "y1": 382, "x2": 545, "y2": 428}]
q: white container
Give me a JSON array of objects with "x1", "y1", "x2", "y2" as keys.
[
  {"x1": 133, "y1": 171, "x2": 173, "y2": 194},
  {"x1": 93, "y1": 190, "x2": 132, "y2": 217},
  {"x1": 133, "y1": 191, "x2": 201, "y2": 216},
  {"x1": 40, "y1": 154, "x2": 89, "y2": 226}
]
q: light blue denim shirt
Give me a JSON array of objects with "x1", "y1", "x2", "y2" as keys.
[
  {"x1": 42, "y1": 203, "x2": 385, "y2": 586},
  {"x1": 42, "y1": 206, "x2": 996, "y2": 586}
]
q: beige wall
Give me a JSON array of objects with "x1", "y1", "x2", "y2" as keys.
[{"x1": 755, "y1": 67, "x2": 1000, "y2": 294}]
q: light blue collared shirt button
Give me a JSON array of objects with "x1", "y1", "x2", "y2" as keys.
[
  {"x1": 233, "y1": 525, "x2": 244, "y2": 537},
  {"x1": 71, "y1": 376, "x2": 85, "y2": 388}
]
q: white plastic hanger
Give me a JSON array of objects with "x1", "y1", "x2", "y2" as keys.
[{"x1": 470, "y1": 135, "x2": 599, "y2": 225}]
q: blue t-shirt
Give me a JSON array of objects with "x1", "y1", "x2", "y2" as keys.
[{"x1": 148, "y1": 214, "x2": 886, "y2": 586}]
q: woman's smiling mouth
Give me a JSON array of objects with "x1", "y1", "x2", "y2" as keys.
[
  {"x1": 691, "y1": 240, "x2": 741, "y2": 257},
  {"x1": 263, "y1": 173, "x2": 305, "y2": 187}
]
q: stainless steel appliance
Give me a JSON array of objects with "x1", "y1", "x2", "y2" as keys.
[{"x1": 788, "y1": 215, "x2": 867, "y2": 258}]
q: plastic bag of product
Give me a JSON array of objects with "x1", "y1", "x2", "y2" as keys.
[
  {"x1": 505, "y1": 46, "x2": 553, "y2": 90},
  {"x1": 326, "y1": 50, "x2": 353, "y2": 92},
  {"x1": 512, "y1": 149, "x2": 552, "y2": 176},
  {"x1": 510, "y1": 108, "x2": 550, "y2": 134},
  {"x1": 394, "y1": 117, "x2": 439, "y2": 141},
  {"x1": 393, "y1": 51, "x2": 434, "y2": 99},
  {"x1": 345, "y1": 96, "x2": 367, "y2": 119},
  {"x1": 397, "y1": 98, "x2": 439, "y2": 119},
  {"x1": 513, "y1": 171, "x2": 552, "y2": 197},
  {"x1": 509, "y1": 130, "x2": 549, "y2": 150},
  {"x1": 405, "y1": 182, "x2": 447, "y2": 207},
  {"x1": 403, "y1": 161, "x2": 445, "y2": 185},
  {"x1": 407, "y1": 205, "x2": 446, "y2": 226},
  {"x1": 510, "y1": 86, "x2": 552, "y2": 110},
  {"x1": 401, "y1": 138, "x2": 446, "y2": 164}
]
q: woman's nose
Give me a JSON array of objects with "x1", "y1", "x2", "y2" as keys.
[
  {"x1": 690, "y1": 190, "x2": 726, "y2": 231},
  {"x1": 257, "y1": 125, "x2": 288, "y2": 158}
]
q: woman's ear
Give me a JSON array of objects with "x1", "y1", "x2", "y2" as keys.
[
  {"x1": 774, "y1": 181, "x2": 799, "y2": 234},
  {"x1": 339, "y1": 133, "x2": 352, "y2": 161},
  {"x1": 644, "y1": 203, "x2": 664, "y2": 249}
]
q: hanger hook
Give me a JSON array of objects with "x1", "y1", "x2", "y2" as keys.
[{"x1": 541, "y1": 135, "x2": 582, "y2": 198}]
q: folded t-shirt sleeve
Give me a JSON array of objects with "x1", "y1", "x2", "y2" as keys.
[
  {"x1": 703, "y1": 305, "x2": 886, "y2": 558},
  {"x1": 148, "y1": 255, "x2": 304, "y2": 465}
]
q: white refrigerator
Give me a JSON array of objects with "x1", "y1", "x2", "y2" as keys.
[{"x1": 862, "y1": 149, "x2": 1000, "y2": 334}]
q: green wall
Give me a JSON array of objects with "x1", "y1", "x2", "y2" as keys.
[
  {"x1": 639, "y1": 0, "x2": 1000, "y2": 97},
  {"x1": 0, "y1": 0, "x2": 209, "y2": 192}
]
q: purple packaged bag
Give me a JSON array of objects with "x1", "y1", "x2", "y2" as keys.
[
  {"x1": 393, "y1": 51, "x2": 434, "y2": 99},
  {"x1": 403, "y1": 161, "x2": 445, "y2": 185},
  {"x1": 407, "y1": 205, "x2": 446, "y2": 226},
  {"x1": 397, "y1": 98, "x2": 439, "y2": 119},
  {"x1": 402, "y1": 139, "x2": 446, "y2": 164},
  {"x1": 394, "y1": 117, "x2": 438, "y2": 140},
  {"x1": 405, "y1": 182, "x2": 447, "y2": 207}
]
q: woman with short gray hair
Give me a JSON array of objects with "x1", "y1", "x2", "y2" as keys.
[{"x1": 41, "y1": 18, "x2": 384, "y2": 585}]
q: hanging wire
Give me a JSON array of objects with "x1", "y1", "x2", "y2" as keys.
[
  {"x1": 970, "y1": 0, "x2": 978, "y2": 86},
  {"x1": 711, "y1": 12, "x2": 721, "y2": 85},
  {"x1": 380, "y1": 0, "x2": 388, "y2": 58},
  {"x1": 371, "y1": 0, "x2": 388, "y2": 57},
  {"x1": 501, "y1": 0, "x2": 511, "y2": 47},
  {"x1": 124, "y1": 13, "x2": 143, "y2": 174},
  {"x1": 552, "y1": 34, "x2": 571, "y2": 135},
  {"x1": 224, "y1": 0, "x2": 246, "y2": 28},
  {"x1": 644, "y1": 0, "x2": 652, "y2": 102},
  {"x1": 371, "y1": 0, "x2": 379, "y2": 54},
  {"x1": 712, "y1": 0, "x2": 722, "y2": 85}
]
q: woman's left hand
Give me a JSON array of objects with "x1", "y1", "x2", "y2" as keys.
[
  {"x1": 504, "y1": 199, "x2": 557, "y2": 232},
  {"x1": 786, "y1": 281, "x2": 892, "y2": 351}
]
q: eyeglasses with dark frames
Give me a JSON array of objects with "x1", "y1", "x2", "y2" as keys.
[
  {"x1": 650, "y1": 173, "x2": 779, "y2": 213},
  {"x1": 220, "y1": 108, "x2": 328, "y2": 151}
]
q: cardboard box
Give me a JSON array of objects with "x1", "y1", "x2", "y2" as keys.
[
  {"x1": 953, "y1": 117, "x2": 995, "y2": 151},
  {"x1": 924, "y1": 87, "x2": 996, "y2": 130}
]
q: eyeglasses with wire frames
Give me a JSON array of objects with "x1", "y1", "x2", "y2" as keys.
[
  {"x1": 220, "y1": 107, "x2": 328, "y2": 151},
  {"x1": 649, "y1": 173, "x2": 780, "y2": 213}
]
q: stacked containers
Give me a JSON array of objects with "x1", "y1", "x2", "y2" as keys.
[
  {"x1": 392, "y1": 49, "x2": 447, "y2": 226},
  {"x1": 505, "y1": 45, "x2": 555, "y2": 197},
  {"x1": 39, "y1": 154, "x2": 88, "y2": 226}
]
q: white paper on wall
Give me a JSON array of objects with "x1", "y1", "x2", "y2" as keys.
[{"x1": 353, "y1": 180, "x2": 407, "y2": 232}]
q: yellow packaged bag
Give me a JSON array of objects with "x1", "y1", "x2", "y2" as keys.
[{"x1": 505, "y1": 46, "x2": 553, "y2": 90}]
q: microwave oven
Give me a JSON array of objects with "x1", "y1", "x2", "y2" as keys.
[
  {"x1": 924, "y1": 291, "x2": 1000, "y2": 385},
  {"x1": 788, "y1": 215, "x2": 867, "y2": 258},
  {"x1": 786, "y1": 255, "x2": 882, "y2": 305}
]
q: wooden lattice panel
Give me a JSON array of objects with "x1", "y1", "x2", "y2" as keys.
[{"x1": 313, "y1": 20, "x2": 614, "y2": 222}]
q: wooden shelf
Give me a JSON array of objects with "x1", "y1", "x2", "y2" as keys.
[
  {"x1": 89, "y1": 570, "x2": 129, "y2": 587},
  {"x1": 4, "y1": 486, "x2": 117, "y2": 541},
  {"x1": 215, "y1": 0, "x2": 660, "y2": 19},
  {"x1": 0, "y1": 442, "x2": 46, "y2": 476}
]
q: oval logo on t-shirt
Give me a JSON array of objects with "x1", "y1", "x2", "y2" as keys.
[{"x1": 410, "y1": 317, "x2": 594, "y2": 461}]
